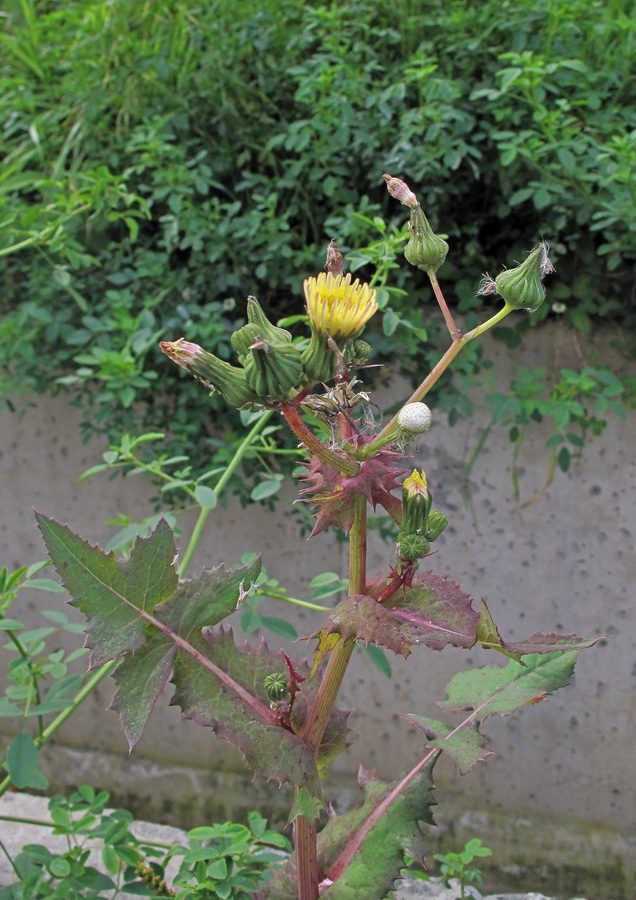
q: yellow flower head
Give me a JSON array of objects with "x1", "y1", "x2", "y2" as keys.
[
  {"x1": 403, "y1": 468, "x2": 429, "y2": 499},
  {"x1": 303, "y1": 272, "x2": 378, "y2": 341}
]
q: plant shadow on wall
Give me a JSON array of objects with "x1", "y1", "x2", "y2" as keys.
[{"x1": 4, "y1": 176, "x2": 601, "y2": 900}]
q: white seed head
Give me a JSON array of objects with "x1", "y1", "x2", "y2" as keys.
[{"x1": 397, "y1": 402, "x2": 432, "y2": 434}]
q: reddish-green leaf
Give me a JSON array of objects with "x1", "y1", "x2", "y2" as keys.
[
  {"x1": 477, "y1": 599, "x2": 602, "y2": 662},
  {"x1": 261, "y1": 765, "x2": 436, "y2": 900},
  {"x1": 36, "y1": 514, "x2": 327, "y2": 795},
  {"x1": 36, "y1": 514, "x2": 178, "y2": 669},
  {"x1": 311, "y1": 572, "x2": 480, "y2": 659}
]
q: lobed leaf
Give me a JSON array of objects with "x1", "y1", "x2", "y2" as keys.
[
  {"x1": 438, "y1": 651, "x2": 579, "y2": 720},
  {"x1": 477, "y1": 599, "x2": 601, "y2": 662},
  {"x1": 260, "y1": 764, "x2": 436, "y2": 900},
  {"x1": 401, "y1": 715, "x2": 493, "y2": 776},
  {"x1": 310, "y1": 571, "x2": 480, "y2": 662},
  {"x1": 36, "y1": 514, "x2": 329, "y2": 795}
]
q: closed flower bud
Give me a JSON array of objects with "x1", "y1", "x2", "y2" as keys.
[
  {"x1": 231, "y1": 297, "x2": 294, "y2": 363},
  {"x1": 397, "y1": 532, "x2": 430, "y2": 560},
  {"x1": 243, "y1": 339, "x2": 304, "y2": 401},
  {"x1": 397, "y1": 402, "x2": 432, "y2": 435},
  {"x1": 160, "y1": 339, "x2": 256, "y2": 408},
  {"x1": 232, "y1": 298, "x2": 304, "y2": 401},
  {"x1": 425, "y1": 509, "x2": 448, "y2": 542},
  {"x1": 401, "y1": 469, "x2": 432, "y2": 535},
  {"x1": 404, "y1": 205, "x2": 448, "y2": 274},
  {"x1": 494, "y1": 243, "x2": 549, "y2": 311},
  {"x1": 264, "y1": 673, "x2": 290, "y2": 705},
  {"x1": 345, "y1": 339, "x2": 372, "y2": 367}
]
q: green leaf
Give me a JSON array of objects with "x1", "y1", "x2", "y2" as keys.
[
  {"x1": 382, "y1": 310, "x2": 400, "y2": 336},
  {"x1": 37, "y1": 514, "x2": 324, "y2": 794},
  {"x1": 477, "y1": 599, "x2": 599, "y2": 661},
  {"x1": 36, "y1": 514, "x2": 179, "y2": 669},
  {"x1": 251, "y1": 480, "x2": 283, "y2": 501},
  {"x1": 364, "y1": 644, "x2": 392, "y2": 678},
  {"x1": 401, "y1": 715, "x2": 493, "y2": 775},
  {"x1": 260, "y1": 616, "x2": 298, "y2": 639},
  {"x1": 263, "y1": 766, "x2": 435, "y2": 900},
  {"x1": 48, "y1": 857, "x2": 72, "y2": 878},
  {"x1": 287, "y1": 787, "x2": 325, "y2": 825},
  {"x1": 194, "y1": 485, "x2": 218, "y2": 509},
  {"x1": 5, "y1": 732, "x2": 49, "y2": 789},
  {"x1": 438, "y1": 652, "x2": 580, "y2": 720}
]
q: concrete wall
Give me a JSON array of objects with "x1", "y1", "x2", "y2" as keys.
[{"x1": 0, "y1": 326, "x2": 633, "y2": 899}]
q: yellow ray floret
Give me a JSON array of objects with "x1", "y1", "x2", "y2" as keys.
[{"x1": 304, "y1": 272, "x2": 378, "y2": 341}]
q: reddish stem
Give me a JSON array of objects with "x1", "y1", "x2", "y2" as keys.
[{"x1": 281, "y1": 404, "x2": 359, "y2": 477}]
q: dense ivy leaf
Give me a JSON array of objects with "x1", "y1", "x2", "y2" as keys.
[
  {"x1": 401, "y1": 715, "x2": 493, "y2": 776},
  {"x1": 477, "y1": 599, "x2": 601, "y2": 662},
  {"x1": 36, "y1": 514, "x2": 327, "y2": 795},
  {"x1": 310, "y1": 571, "x2": 480, "y2": 662},
  {"x1": 438, "y1": 652, "x2": 579, "y2": 720}
]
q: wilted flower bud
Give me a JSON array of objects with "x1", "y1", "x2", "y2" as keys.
[
  {"x1": 404, "y1": 204, "x2": 449, "y2": 274},
  {"x1": 160, "y1": 339, "x2": 256, "y2": 408},
  {"x1": 325, "y1": 239, "x2": 344, "y2": 276},
  {"x1": 397, "y1": 402, "x2": 432, "y2": 435},
  {"x1": 494, "y1": 243, "x2": 552, "y2": 311},
  {"x1": 425, "y1": 509, "x2": 448, "y2": 542},
  {"x1": 401, "y1": 469, "x2": 432, "y2": 535},
  {"x1": 383, "y1": 174, "x2": 418, "y2": 208}
]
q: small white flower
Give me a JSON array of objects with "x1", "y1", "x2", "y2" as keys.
[{"x1": 397, "y1": 402, "x2": 432, "y2": 434}]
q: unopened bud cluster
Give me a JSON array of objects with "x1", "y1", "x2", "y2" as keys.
[
  {"x1": 398, "y1": 468, "x2": 448, "y2": 561},
  {"x1": 161, "y1": 177, "x2": 554, "y2": 412},
  {"x1": 161, "y1": 243, "x2": 379, "y2": 408}
]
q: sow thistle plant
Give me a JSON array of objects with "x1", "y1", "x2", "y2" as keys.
[{"x1": 36, "y1": 176, "x2": 600, "y2": 900}]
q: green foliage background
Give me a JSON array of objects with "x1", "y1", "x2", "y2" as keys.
[{"x1": 1, "y1": 0, "x2": 635, "y2": 487}]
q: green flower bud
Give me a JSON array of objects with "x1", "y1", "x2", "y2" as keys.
[
  {"x1": 404, "y1": 205, "x2": 449, "y2": 274},
  {"x1": 397, "y1": 532, "x2": 430, "y2": 560},
  {"x1": 344, "y1": 339, "x2": 372, "y2": 367},
  {"x1": 243, "y1": 338, "x2": 304, "y2": 401},
  {"x1": 160, "y1": 339, "x2": 256, "y2": 408},
  {"x1": 401, "y1": 469, "x2": 432, "y2": 535},
  {"x1": 264, "y1": 673, "x2": 290, "y2": 704},
  {"x1": 232, "y1": 298, "x2": 304, "y2": 401},
  {"x1": 494, "y1": 244, "x2": 549, "y2": 311},
  {"x1": 231, "y1": 297, "x2": 294, "y2": 364},
  {"x1": 425, "y1": 509, "x2": 448, "y2": 542}
]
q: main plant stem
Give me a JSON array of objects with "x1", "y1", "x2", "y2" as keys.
[{"x1": 295, "y1": 494, "x2": 367, "y2": 899}]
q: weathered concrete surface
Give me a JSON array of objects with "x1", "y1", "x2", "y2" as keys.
[{"x1": 0, "y1": 325, "x2": 633, "y2": 899}]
